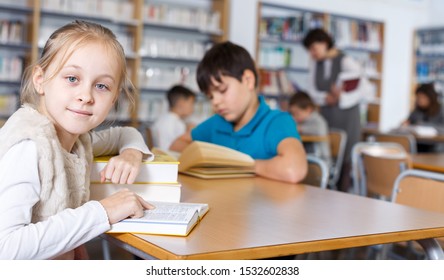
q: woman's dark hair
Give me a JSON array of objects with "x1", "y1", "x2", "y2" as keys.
[
  {"x1": 289, "y1": 91, "x2": 316, "y2": 109},
  {"x1": 415, "y1": 83, "x2": 441, "y2": 117},
  {"x1": 302, "y1": 28, "x2": 334, "y2": 50},
  {"x1": 196, "y1": 41, "x2": 258, "y2": 94}
]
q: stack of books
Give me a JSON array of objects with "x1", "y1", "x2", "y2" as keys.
[{"x1": 89, "y1": 153, "x2": 181, "y2": 203}]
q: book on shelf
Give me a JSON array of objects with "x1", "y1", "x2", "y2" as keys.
[
  {"x1": 108, "y1": 201, "x2": 209, "y2": 236},
  {"x1": 177, "y1": 141, "x2": 255, "y2": 179},
  {"x1": 90, "y1": 153, "x2": 179, "y2": 184}
]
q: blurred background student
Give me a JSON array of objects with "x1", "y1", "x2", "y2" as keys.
[
  {"x1": 289, "y1": 91, "x2": 331, "y2": 168},
  {"x1": 401, "y1": 83, "x2": 444, "y2": 152},
  {"x1": 151, "y1": 85, "x2": 196, "y2": 151},
  {"x1": 402, "y1": 83, "x2": 444, "y2": 127}
]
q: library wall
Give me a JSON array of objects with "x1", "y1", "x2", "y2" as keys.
[{"x1": 230, "y1": 0, "x2": 429, "y2": 131}]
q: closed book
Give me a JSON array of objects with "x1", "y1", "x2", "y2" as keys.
[
  {"x1": 90, "y1": 182, "x2": 181, "y2": 203},
  {"x1": 91, "y1": 153, "x2": 179, "y2": 184},
  {"x1": 177, "y1": 141, "x2": 255, "y2": 179},
  {"x1": 108, "y1": 201, "x2": 209, "y2": 236}
]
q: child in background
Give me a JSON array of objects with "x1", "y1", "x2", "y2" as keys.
[
  {"x1": 171, "y1": 41, "x2": 307, "y2": 183},
  {"x1": 289, "y1": 91, "x2": 331, "y2": 167},
  {"x1": 0, "y1": 21, "x2": 154, "y2": 259},
  {"x1": 151, "y1": 85, "x2": 196, "y2": 151}
]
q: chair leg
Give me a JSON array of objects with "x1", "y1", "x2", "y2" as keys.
[{"x1": 101, "y1": 239, "x2": 111, "y2": 260}]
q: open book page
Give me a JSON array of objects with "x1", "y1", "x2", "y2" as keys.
[
  {"x1": 178, "y1": 141, "x2": 254, "y2": 172},
  {"x1": 108, "y1": 201, "x2": 209, "y2": 236}
]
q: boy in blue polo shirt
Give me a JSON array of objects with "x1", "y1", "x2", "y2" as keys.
[{"x1": 171, "y1": 41, "x2": 307, "y2": 183}]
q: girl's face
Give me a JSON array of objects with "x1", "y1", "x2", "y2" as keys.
[
  {"x1": 308, "y1": 42, "x2": 329, "y2": 61},
  {"x1": 416, "y1": 92, "x2": 431, "y2": 110},
  {"x1": 34, "y1": 43, "x2": 119, "y2": 145},
  {"x1": 206, "y1": 70, "x2": 257, "y2": 130}
]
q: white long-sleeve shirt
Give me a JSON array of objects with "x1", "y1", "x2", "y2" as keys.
[
  {"x1": 307, "y1": 55, "x2": 371, "y2": 109},
  {"x1": 0, "y1": 127, "x2": 151, "y2": 259}
]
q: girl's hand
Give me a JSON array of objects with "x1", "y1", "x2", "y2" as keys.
[
  {"x1": 100, "y1": 189, "x2": 155, "y2": 224},
  {"x1": 100, "y1": 149, "x2": 143, "y2": 184}
]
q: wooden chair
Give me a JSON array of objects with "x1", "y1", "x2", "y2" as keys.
[
  {"x1": 327, "y1": 128, "x2": 347, "y2": 190},
  {"x1": 370, "y1": 132, "x2": 417, "y2": 154},
  {"x1": 386, "y1": 169, "x2": 444, "y2": 259},
  {"x1": 351, "y1": 141, "x2": 406, "y2": 196},
  {"x1": 301, "y1": 155, "x2": 329, "y2": 189},
  {"x1": 361, "y1": 151, "x2": 412, "y2": 200}
]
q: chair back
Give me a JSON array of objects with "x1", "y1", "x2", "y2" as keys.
[
  {"x1": 361, "y1": 151, "x2": 411, "y2": 199},
  {"x1": 328, "y1": 128, "x2": 347, "y2": 189},
  {"x1": 351, "y1": 142, "x2": 406, "y2": 196},
  {"x1": 371, "y1": 133, "x2": 417, "y2": 154},
  {"x1": 302, "y1": 155, "x2": 329, "y2": 189},
  {"x1": 392, "y1": 169, "x2": 444, "y2": 213}
]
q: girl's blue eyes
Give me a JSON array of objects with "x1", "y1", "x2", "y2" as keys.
[
  {"x1": 67, "y1": 76, "x2": 77, "y2": 83},
  {"x1": 66, "y1": 76, "x2": 110, "y2": 91}
]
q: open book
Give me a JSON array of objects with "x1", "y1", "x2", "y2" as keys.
[
  {"x1": 108, "y1": 201, "x2": 209, "y2": 236},
  {"x1": 177, "y1": 141, "x2": 255, "y2": 179}
]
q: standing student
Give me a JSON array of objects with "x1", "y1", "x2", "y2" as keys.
[
  {"x1": 302, "y1": 28, "x2": 371, "y2": 191},
  {"x1": 289, "y1": 91, "x2": 331, "y2": 168},
  {"x1": 0, "y1": 21, "x2": 154, "y2": 260},
  {"x1": 151, "y1": 85, "x2": 196, "y2": 151},
  {"x1": 171, "y1": 41, "x2": 307, "y2": 183}
]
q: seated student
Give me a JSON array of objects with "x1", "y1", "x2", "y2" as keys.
[
  {"x1": 289, "y1": 91, "x2": 331, "y2": 168},
  {"x1": 171, "y1": 41, "x2": 307, "y2": 183},
  {"x1": 402, "y1": 83, "x2": 444, "y2": 127},
  {"x1": 151, "y1": 85, "x2": 196, "y2": 151}
]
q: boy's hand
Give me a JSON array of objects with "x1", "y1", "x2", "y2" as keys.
[{"x1": 100, "y1": 149, "x2": 143, "y2": 184}]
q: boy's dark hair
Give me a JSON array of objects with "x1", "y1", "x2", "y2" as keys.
[
  {"x1": 289, "y1": 91, "x2": 316, "y2": 109},
  {"x1": 166, "y1": 85, "x2": 196, "y2": 108},
  {"x1": 302, "y1": 28, "x2": 334, "y2": 50},
  {"x1": 415, "y1": 83, "x2": 441, "y2": 117},
  {"x1": 196, "y1": 41, "x2": 258, "y2": 94}
]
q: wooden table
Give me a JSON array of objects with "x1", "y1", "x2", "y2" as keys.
[
  {"x1": 301, "y1": 134, "x2": 329, "y2": 143},
  {"x1": 412, "y1": 153, "x2": 444, "y2": 173},
  {"x1": 103, "y1": 175, "x2": 444, "y2": 260}
]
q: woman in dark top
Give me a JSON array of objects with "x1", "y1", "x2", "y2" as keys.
[{"x1": 404, "y1": 83, "x2": 444, "y2": 126}]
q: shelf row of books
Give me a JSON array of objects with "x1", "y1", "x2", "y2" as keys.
[
  {"x1": 258, "y1": 44, "x2": 309, "y2": 69},
  {"x1": 0, "y1": 93, "x2": 18, "y2": 116},
  {"x1": 0, "y1": 55, "x2": 24, "y2": 82},
  {"x1": 139, "y1": 66, "x2": 199, "y2": 92},
  {"x1": 415, "y1": 29, "x2": 444, "y2": 56},
  {"x1": 259, "y1": 68, "x2": 296, "y2": 97},
  {"x1": 416, "y1": 59, "x2": 444, "y2": 82},
  {"x1": 144, "y1": 3, "x2": 221, "y2": 33},
  {"x1": 259, "y1": 13, "x2": 324, "y2": 42},
  {"x1": 0, "y1": 20, "x2": 25, "y2": 45},
  {"x1": 327, "y1": 18, "x2": 382, "y2": 52},
  {"x1": 41, "y1": 0, "x2": 134, "y2": 20},
  {"x1": 140, "y1": 37, "x2": 209, "y2": 61}
]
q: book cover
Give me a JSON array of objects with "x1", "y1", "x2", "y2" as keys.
[
  {"x1": 90, "y1": 182, "x2": 181, "y2": 203},
  {"x1": 338, "y1": 72, "x2": 361, "y2": 93},
  {"x1": 108, "y1": 201, "x2": 209, "y2": 236},
  {"x1": 177, "y1": 141, "x2": 255, "y2": 179},
  {"x1": 91, "y1": 153, "x2": 179, "y2": 184}
]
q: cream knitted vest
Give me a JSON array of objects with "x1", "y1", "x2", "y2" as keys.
[{"x1": 0, "y1": 105, "x2": 92, "y2": 222}]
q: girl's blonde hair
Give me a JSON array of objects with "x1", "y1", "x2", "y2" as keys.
[{"x1": 21, "y1": 20, "x2": 135, "y2": 110}]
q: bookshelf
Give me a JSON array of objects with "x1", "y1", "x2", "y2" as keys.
[
  {"x1": 0, "y1": 0, "x2": 229, "y2": 128},
  {"x1": 256, "y1": 2, "x2": 384, "y2": 125},
  {"x1": 413, "y1": 27, "x2": 444, "y2": 110}
]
